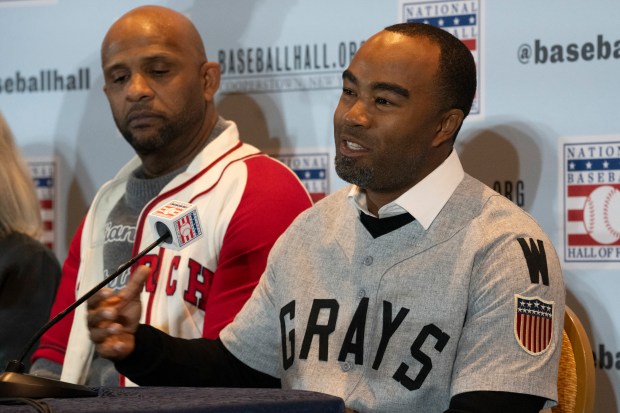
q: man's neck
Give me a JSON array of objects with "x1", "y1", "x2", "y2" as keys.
[{"x1": 365, "y1": 188, "x2": 408, "y2": 216}]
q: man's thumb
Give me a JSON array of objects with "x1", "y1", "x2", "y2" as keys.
[{"x1": 120, "y1": 265, "x2": 151, "y2": 300}]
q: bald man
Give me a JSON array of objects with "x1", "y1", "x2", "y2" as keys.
[{"x1": 30, "y1": 5, "x2": 311, "y2": 386}]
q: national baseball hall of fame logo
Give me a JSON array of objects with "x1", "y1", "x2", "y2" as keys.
[
  {"x1": 399, "y1": 0, "x2": 482, "y2": 116},
  {"x1": 562, "y1": 137, "x2": 620, "y2": 264},
  {"x1": 28, "y1": 158, "x2": 56, "y2": 252},
  {"x1": 277, "y1": 153, "x2": 329, "y2": 203}
]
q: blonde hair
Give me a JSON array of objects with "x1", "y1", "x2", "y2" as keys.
[{"x1": 0, "y1": 112, "x2": 43, "y2": 239}]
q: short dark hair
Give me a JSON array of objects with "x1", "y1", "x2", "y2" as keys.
[{"x1": 385, "y1": 22, "x2": 477, "y2": 119}]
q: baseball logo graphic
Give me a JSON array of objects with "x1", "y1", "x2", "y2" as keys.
[
  {"x1": 179, "y1": 221, "x2": 192, "y2": 239},
  {"x1": 583, "y1": 185, "x2": 620, "y2": 244},
  {"x1": 157, "y1": 205, "x2": 182, "y2": 218}
]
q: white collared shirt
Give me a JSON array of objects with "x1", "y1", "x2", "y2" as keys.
[{"x1": 347, "y1": 150, "x2": 465, "y2": 230}]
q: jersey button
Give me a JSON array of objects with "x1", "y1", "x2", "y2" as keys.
[
  {"x1": 357, "y1": 289, "x2": 366, "y2": 299},
  {"x1": 363, "y1": 256, "x2": 373, "y2": 266},
  {"x1": 341, "y1": 361, "x2": 353, "y2": 372}
]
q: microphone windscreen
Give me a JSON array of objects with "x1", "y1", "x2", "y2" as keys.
[{"x1": 147, "y1": 200, "x2": 203, "y2": 251}]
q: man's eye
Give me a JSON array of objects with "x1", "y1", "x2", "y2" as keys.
[
  {"x1": 375, "y1": 97, "x2": 392, "y2": 105},
  {"x1": 342, "y1": 87, "x2": 355, "y2": 96},
  {"x1": 112, "y1": 75, "x2": 128, "y2": 84},
  {"x1": 151, "y1": 69, "x2": 169, "y2": 77}
]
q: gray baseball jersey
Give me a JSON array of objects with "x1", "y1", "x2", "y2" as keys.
[{"x1": 220, "y1": 174, "x2": 565, "y2": 413}]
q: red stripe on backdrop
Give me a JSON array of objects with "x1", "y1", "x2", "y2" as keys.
[
  {"x1": 568, "y1": 233, "x2": 620, "y2": 246},
  {"x1": 567, "y1": 210, "x2": 584, "y2": 221},
  {"x1": 40, "y1": 199, "x2": 53, "y2": 209},
  {"x1": 568, "y1": 183, "x2": 620, "y2": 196},
  {"x1": 461, "y1": 38, "x2": 476, "y2": 50},
  {"x1": 568, "y1": 234, "x2": 596, "y2": 245}
]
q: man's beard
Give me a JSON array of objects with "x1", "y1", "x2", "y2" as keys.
[
  {"x1": 119, "y1": 121, "x2": 176, "y2": 155},
  {"x1": 334, "y1": 154, "x2": 374, "y2": 189},
  {"x1": 116, "y1": 104, "x2": 200, "y2": 155}
]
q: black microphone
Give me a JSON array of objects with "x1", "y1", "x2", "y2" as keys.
[{"x1": 0, "y1": 200, "x2": 203, "y2": 398}]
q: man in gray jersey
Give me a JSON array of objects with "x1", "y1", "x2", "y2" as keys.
[{"x1": 87, "y1": 22, "x2": 565, "y2": 413}]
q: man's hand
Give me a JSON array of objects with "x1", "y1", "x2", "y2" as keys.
[{"x1": 87, "y1": 265, "x2": 151, "y2": 361}]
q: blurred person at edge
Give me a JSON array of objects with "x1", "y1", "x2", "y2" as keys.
[
  {"x1": 0, "y1": 112, "x2": 61, "y2": 371},
  {"x1": 29, "y1": 5, "x2": 311, "y2": 386}
]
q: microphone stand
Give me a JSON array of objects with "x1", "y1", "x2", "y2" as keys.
[{"x1": 0, "y1": 230, "x2": 171, "y2": 398}]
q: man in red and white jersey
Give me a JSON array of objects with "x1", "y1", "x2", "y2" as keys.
[{"x1": 30, "y1": 5, "x2": 312, "y2": 386}]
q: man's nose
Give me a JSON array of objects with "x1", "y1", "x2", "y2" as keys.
[
  {"x1": 126, "y1": 73, "x2": 153, "y2": 101},
  {"x1": 343, "y1": 99, "x2": 370, "y2": 128}
]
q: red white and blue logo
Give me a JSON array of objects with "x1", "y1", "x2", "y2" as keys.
[
  {"x1": 514, "y1": 295, "x2": 554, "y2": 355},
  {"x1": 175, "y1": 211, "x2": 202, "y2": 246},
  {"x1": 562, "y1": 137, "x2": 620, "y2": 264},
  {"x1": 277, "y1": 153, "x2": 329, "y2": 203},
  {"x1": 399, "y1": 0, "x2": 482, "y2": 115},
  {"x1": 29, "y1": 159, "x2": 56, "y2": 251}
]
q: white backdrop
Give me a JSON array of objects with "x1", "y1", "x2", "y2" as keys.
[{"x1": 0, "y1": 0, "x2": 618, "y2": 410}]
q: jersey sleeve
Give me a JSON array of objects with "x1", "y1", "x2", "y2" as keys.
[
  {"x1": 200, "y1": 156, "x2": 311, "y2": 338},
  {"x1": 30, "y1": 219, "x2": 85, "y2": 366},
  {"x1": 450, "y1": 198, "x2": 565, "y2": 409},
  {"x1": 217, "y1": 202, "x2": 309, "y2": 378},
  {"x1": 217, "y1": 248, "x2": 286, "y2": 378}
]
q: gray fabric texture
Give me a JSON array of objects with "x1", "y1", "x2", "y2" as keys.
[{"x1": 220, "y1": 174, "x2": 565, "y2": 413}]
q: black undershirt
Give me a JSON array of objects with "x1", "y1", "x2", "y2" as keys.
[{"x1": 359, "y1": 211, "x2": 415, "y2": 237}]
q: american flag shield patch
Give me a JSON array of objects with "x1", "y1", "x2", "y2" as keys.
[
  {"x1": 514, "y1": 295, "x2": 554, "y2": 355},
  {"x1": 174, "y1": 211, "x2": 201, "y2": 247}
]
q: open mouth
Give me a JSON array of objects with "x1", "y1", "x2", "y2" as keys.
[
  {"x1": 346, "y1": 140, "x2": 365, "y2": 150},
  {"x1": 341, "y1": 139, "x2": 369, "y2": 156}
]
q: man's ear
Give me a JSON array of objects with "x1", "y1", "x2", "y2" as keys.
[
  {"x1": 202, "y1": 61, "x2": 221, "y2": 102},
  {"x1": 432, "y1": 109, "x2": 464, "y2": 147}
]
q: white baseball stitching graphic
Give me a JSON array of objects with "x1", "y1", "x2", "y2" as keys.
[{"x1": 583, "y1": 185, "x2": 620, "y2": 244}]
